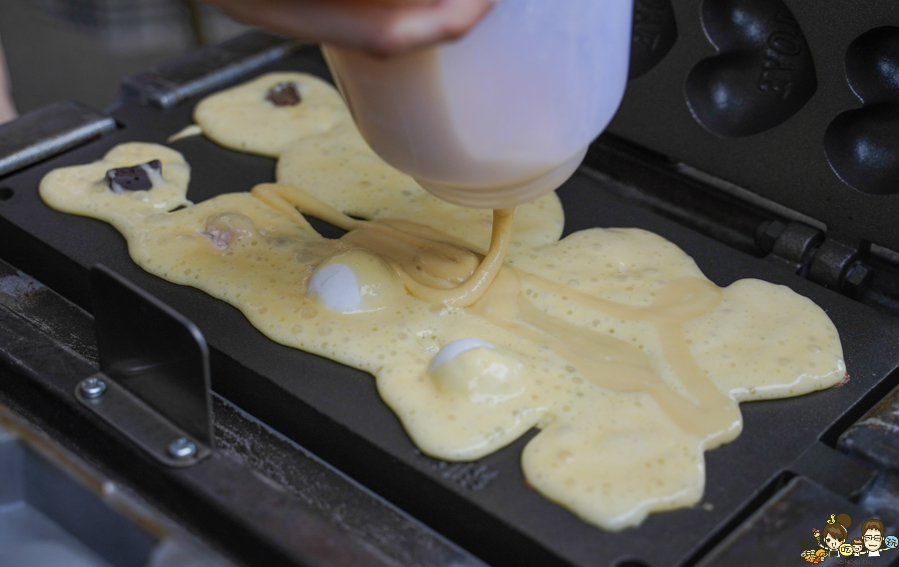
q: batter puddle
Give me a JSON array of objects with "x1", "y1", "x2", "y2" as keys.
[{"x1": 39, "y1": 73, "x2": 845, "y2": 530}]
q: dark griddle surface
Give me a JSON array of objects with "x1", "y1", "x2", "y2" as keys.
[
  {"x1": 610, "y1": 0, "x2": 899, "y2": 252},
  {"x1": 1, "y1": 48, "x2": 898, "y2": 567}
]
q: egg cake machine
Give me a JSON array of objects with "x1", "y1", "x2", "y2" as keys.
[{"x1": 1, "y1": 10, "x2": 899, "y2": 566}]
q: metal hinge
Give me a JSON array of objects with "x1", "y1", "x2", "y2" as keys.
[
  {"x1": 756, "y1": 220, "x2": 872, "y2": 298},
  {"x1": 585, "y1": 136, "x2": 885, "y2": 308}
]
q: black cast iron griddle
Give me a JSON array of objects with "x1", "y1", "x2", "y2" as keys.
[{"x1": 1, "y1": 47, "x2": 898, "y2": 567}]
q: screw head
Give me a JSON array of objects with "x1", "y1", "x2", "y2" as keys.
[
  {"x1": 79, "y1": 377, "x2": 107, "y2": 399},
  {"x1": 844, "y1": 263, "x2": 870, "y2": 286},
  {"x1": 168, "y1": 437, "x2": 197, "y2": 460}
]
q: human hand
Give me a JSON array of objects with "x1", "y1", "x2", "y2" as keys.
[
  {"x1": 203, "y1": 0, "x2": 496, "y2": 56},
  {"x1": 0, "y1": 36, "x2": 16, "y2": 124}
]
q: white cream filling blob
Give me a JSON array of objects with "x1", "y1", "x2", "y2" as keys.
[
  {"x1": 308, "y1": 264, "x2": 361, "y2": 312},
  {"x1": 429, "y1": 338, "x2": 494, "y2": 370},
  {"x1": 430, "y1": 341, "x2": 526, "y2": 406},
  {"x1": 307, "y1": 248, "x2": 407, "y2": 314}
]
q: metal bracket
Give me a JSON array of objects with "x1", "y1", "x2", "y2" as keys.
[
  {"x1": 756, "y1": 220, "x2": 824, "y2": 276},
  {"x1": 77, "y1": 265, "x2": 213, "y2": 467},
  {"x1": 118, "y1": 30, "x2": 303, "y2": 109},
  {"x1": 788, "y1": 441, "x2": 877, "y2": 500},
  {"x1": 0, "y1": 101, "x2": 117, "y2": 178}
]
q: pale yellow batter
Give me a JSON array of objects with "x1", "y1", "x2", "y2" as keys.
[
  {"x1": 193, "y1": 72, "x2": 352, "y2": 157},
  {"x1": 39, "y1": 73, "x2": 845, "y2": 531}
]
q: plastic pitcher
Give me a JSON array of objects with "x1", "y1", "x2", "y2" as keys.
[{"x1": 323, "y1": 0, "x2": 634, "y2": 208}]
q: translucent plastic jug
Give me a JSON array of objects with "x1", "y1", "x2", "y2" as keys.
[{"x1": 323, "y1": 0, "x2": 633, "y2": 208}]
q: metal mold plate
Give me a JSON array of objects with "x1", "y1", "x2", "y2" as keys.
[
  {"x1": 609, "y1": 0, "x2": 899, "y2": 251},
  {"x1": 0, "y1": 49, "x2": 898, "y2": 567}
]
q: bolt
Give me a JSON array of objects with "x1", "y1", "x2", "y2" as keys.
[
  {"x1": 843, "y1": 262, "x2": 871, "y2": 297},
  {"x1": 79, "y1": 377, "x2": 107, "y2": 399},
  {"x1": 168, "y1": 437, "x2": 197, "y2": 460}
]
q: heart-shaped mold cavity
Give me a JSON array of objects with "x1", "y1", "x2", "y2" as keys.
[
  {"x1": 629, "y1": 0, "x2": 677, "y2": 80},
  {"x1": 685, "y1": 0, "x2": 817, "y2": 137},
  {"x1": 824, "y1": 27, "x2": 899, "y2": 195}
]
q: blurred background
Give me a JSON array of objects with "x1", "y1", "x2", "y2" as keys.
[{"x1": 0, "y1": 0, "x2": 252, "y2": 115}]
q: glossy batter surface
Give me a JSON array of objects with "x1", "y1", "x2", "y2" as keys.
[{"x1": 39, "y1": 73, "x2": 845, "y2": 530}]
